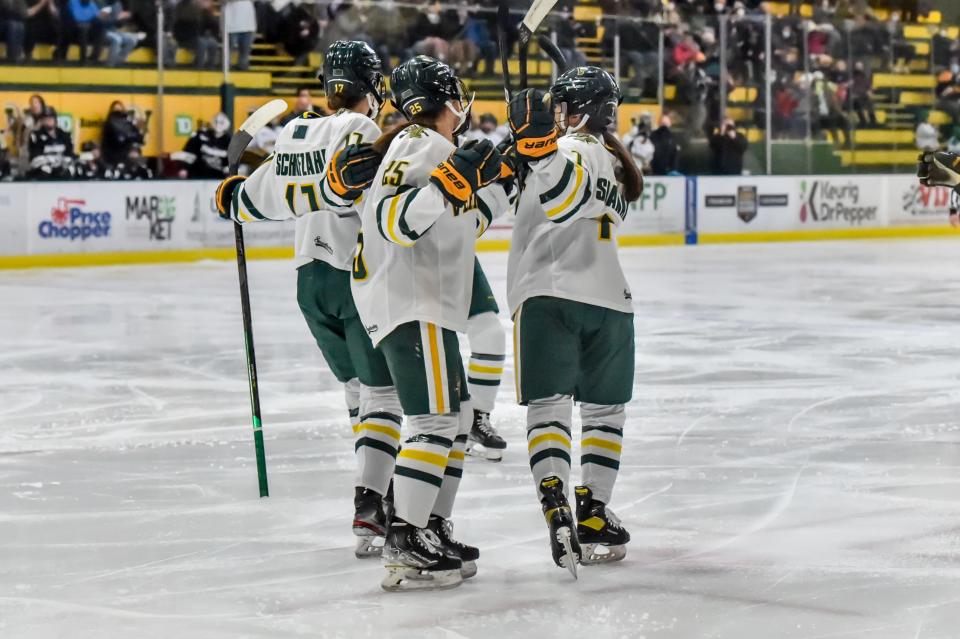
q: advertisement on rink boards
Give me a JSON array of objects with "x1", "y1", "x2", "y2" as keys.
[
  {"x1": 697, "y1": 176, "x2": 888, "y2": 233},
  {"x1": 21, "y1": 181, "x2": 294, "y2": 255},
  {"x1": 887, "y1": 175, "x2": 956, "y2": 226}
]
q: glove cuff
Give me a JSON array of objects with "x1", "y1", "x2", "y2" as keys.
[
  {"x1": 215, "y1": 175, "x2": 246, "y2": 218},
  {"x1": 515, "y1": 130, "x2": 558, "y2": 160},
  {"x1": 430, "y1": 161, "x2": 474, "y2": 206}
]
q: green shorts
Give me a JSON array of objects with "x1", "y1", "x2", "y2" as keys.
[
  {"x1": 468, "y1": 257, "x2": 499, "y2": 318},
  {"x1": 296, "y1": 259, "x2": 393, "y2": 387},
  {"x1": 514, "y1": 296, "x2": 634, "y2": 405},
  {"x1": 378, "y1": 321, "x2": 469, "y2": 416}
]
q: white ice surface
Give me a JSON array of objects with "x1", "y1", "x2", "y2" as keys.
[{"x1": 2, "y1": 240, "x2": 960, "y2": 639}]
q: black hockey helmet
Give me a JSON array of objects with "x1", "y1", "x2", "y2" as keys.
[
  {"x1": 549, "y1": 66, "x2": 622, "y2": 131},
  {"x1": 389, "y1": 55, "x2": 471, "y2": 125},
  {"x1": 319, "y1": 40, "x2": 386, "y2": 114}
]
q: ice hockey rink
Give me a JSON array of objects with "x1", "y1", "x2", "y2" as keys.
[{"x1": 2, "y1": 239, "x2": 960, "y2": 639}]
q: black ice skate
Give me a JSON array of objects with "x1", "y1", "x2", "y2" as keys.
[
  {"x1": 575, "y1": 486, "x2": 630, "y2": 565},
  {"x1": 353, "y1": 487, "x2": 387, "y2": 558},
  {"x1": 428, "y1": 515, "x2": 479, "y2": 579},
  {"x1": 381, "y1": 519, "x2": 464, "y2": 592},
  {"x1": 465, "y1": 410, "x2": 507, "y2": 462},
  {"x1": 539, "y1": 476, "x2": 581, "y2": 579}
]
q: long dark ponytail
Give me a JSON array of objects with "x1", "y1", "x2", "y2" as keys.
[{"x1": 600, "y1": 129, "x2": 644, "y2": 203}]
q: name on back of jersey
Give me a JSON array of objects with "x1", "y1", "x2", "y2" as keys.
[
  {"x1": 275, "y1": 150, "x2": 326, "y2": 177},
  {"x1": 597, "y1": 177, "x2": 628, "y2": 219}
]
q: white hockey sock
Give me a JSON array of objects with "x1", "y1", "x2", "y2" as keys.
[
  {"x1": 526, "y1": 395, "x2": 574, "y2": 497},
  {"x1": 432, "y1": 400, "x2": 472, "y2": 519},
  {"x1": 345, "y1": 378, "x2": 361, "y2": 429},
  {"x1": 579, "y1": 403, "x2": 626, "y2": 505},
  {"x1": 393, "y1": 413, "x2": 458, "y2": 528},
  {"x1": 466, "y1": 312, "x2": 505, "y2": 414},
  {"x1": 355, "y1": 384, "x2": 402, "y2": 497}
]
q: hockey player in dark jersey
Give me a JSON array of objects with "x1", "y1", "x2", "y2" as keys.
[
  {"x1": 918, "y1": 151, "x2": 960, "y2": 226},
  {"x1": 179, "y1": 113, "x2": 231, "y2": 179},
  {"x1": 27, "y1": 106, "x2": 75, "y2": 180}
]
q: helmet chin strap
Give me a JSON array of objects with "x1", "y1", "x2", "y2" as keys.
[
  {"x1": 446, "y1": 93, "x2": 475, "y2": 135},
  {"x1": 567, "y1": 113, "x2": 590, "y2": 133},
  {"x1": 366, "y1": 94, "x2": 381, "y2": 119}
]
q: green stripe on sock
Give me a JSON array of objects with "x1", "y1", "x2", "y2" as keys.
[
  {"x1": 581, "y1": 454, "x2": 620, "y2": 470},
  {"x1": 395, "y1": 465, "x2": 443, "y2": 488}
]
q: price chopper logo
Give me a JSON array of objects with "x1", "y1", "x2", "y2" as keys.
[
  {"x1": 799, "y1": 179, "x2": 877, "y2": 225},
  {"x1": 125, "y1": 195, "x2": 175, "y2": 241},
  {"x1": 39, "y1": 198, "x2": 111, "y2": 240}
]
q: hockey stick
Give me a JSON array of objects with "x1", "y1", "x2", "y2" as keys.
[
  {"x1": 226, "y1": 98, "x2": 288, "y2": 498},
  {"x1": 497, "y1": 0, "x2": 513, "y2": 100},
  {"x1": 518, "y1": 0, "x2": 560, "y2": 89},
  {"x1": 536, "y1": 33, "x2": 568, "y2": 74}
]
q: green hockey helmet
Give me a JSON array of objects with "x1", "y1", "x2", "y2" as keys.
[
  {"x1": 319, "y1": 40, "x2": 386, "y2": 116},
  {"x1": 389, "y1": 56, "x2": 473, "y2": 133},
  {"x1": 550, "y1": 66, "x2": 622, "y2": 132}
]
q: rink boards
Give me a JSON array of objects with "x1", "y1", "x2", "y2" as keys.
[{"x1": 0, "y1": 174, "x2": 956, "y2": 268}]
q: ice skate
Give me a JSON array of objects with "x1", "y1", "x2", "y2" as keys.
[
  {"x1": 353, "y1": 487, "x2": 387, "y2": 558},
  {"x1": 428, "y1": 515, "x2": 479, "y2": 579},
  {"x1": 381, "y1": 519, "x2": 464, "y2": 592},
  {"x1": 539, "y1": 476, "x2": 581, "y2": 578},
  {"x1": 575, "y1": 486, "x2": 630, "y2": 565},
  {"x1": 465, "y1": 410, "x2": 507, "y2": 462}
]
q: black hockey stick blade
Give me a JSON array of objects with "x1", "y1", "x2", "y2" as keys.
[
  {"x1": 536, "y1": 33, "x2": 568, "y2": 73},
  {"x1": 228, "y1": 98, "x2": 287, "y2": 173}
]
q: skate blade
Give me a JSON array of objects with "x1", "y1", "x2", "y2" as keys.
[
  {"x1": 581, "y1": 543, "x2": 626, "y2": 565},
  {"x1": 464, "y1": 442, "x2": 502, "y2": 462},
  {"x1": 461, "y1": 560, "x2": 478, "y2": 580},
  {"x1": 381, "y1": 565, "x2": 463, "y2": 592},
  {"x1": 354, "y1": 535, "x2": 384, "y2": 559},
  {"x1": 556, "y1": 526, "x2": 579, "y2": 580}
]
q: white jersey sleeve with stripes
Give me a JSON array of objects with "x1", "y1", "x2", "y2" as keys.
[
  {"x1": 227, "y1": 110, "x2": 381, "y2": 270},
  {"x1": 352, "y1": 125, "x2": 508, "y2": 346},
  {"x1": 506, "y1": 131, "x2": 634, "y2": 316}
]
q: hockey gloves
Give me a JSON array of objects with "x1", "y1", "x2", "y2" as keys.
[
  {"x1": 215, "y1": 175, "x2": 246, "y2": 220},
  {"x1": 430, "y1": 139, "x2": 502, "y2": 208},
  {"x1": 327, "y1": 143, "x2": 382, "y2": 201},
  {"x1": 508, "y1": 88, "x2": 559, "y2": 162},
  {"x1": 917, "y1": 151, "x2": 960, "y2": 189}
]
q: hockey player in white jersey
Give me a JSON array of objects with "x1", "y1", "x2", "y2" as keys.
[
  {"x1": 505, "y1": 67, "x2": 644, "y2": 575},
  {"x1": 917, "y1": 150, "x2": 960, "y2": 226},
  {"x1": 215, "y1": 40, "x2": 403, "y2": 558},
  {"x1": 347, "y1": 56, "x2": 509, "y2": 591}
]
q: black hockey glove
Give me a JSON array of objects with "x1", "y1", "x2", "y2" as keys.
[
  {"x1": 327, "y1": 143, "x2": 383, "y2": 201},
  {"x1": 430, "y1": 139, "x2": 502, "y2": 208},
  {"x1": 918, "y1": 151, "x2": 960, "y2": 188},
  {"x1": 508, "y1": 88, "x2": 558, "y2": 162},
  {"x1": 214, "y1": 175, "x2": 246, "y2": 220}
]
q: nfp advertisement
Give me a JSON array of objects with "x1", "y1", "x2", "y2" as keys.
[{"x1": 623, "y1": 177, "x2": 686, "y2": 235}]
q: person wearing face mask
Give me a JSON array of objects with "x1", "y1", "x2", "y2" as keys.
[
  {"x1": 214, "y1": 41, "x2": 406, "y2": 563},
  {"x1": 621, "y1": 113, "x2": 655, "y2": 173},
  {"x1": 104, "y1": 143, "x2": 153, "y2": 180},
  {"x1": 178, "y1": 112, "x2": 231, "y2": 179},
  {"x1": 27, "y1": 106, "x2": 75, "y2": 180}
]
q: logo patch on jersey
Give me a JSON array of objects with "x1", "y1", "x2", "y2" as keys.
[
  {"x1": 313, "y1": 236, "x2": 333, "y2": 254},
  {"x1": 292, "y1": 125, "x2": 308, "y2": 140},
  {"x1": 624, "y1": 289, "x2": 632, "y2": 301},
  {"x1": 366, "y1": 324, "x2": 379, "y2": 335}
]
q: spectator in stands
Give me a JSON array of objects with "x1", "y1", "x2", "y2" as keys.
[
  {"x1": 549, "y1": 8, "x2": 587, "y2": 68},
  {"x1": 280, "y1": 87, "x2": 325, "y2": 125},
  {"x1": 276, "y1": 1, "x2": 319, "y2": 67},
  {"x1": 57, "y1": 0, "x2": 105, "y2": 63},
  {"x1": 75, "y1": 140, "x2": 104, "y2": 179},
  {"x1": 622, "y1": 113, "x2": 656, "y2": 173},
  {"x1": 934, "y1": 70, "x2": 960, "y2": 124},
  {"x1": 709, "y1": 117, "x2": 748, "y2": 175},
  {"x1": 462, "y1": 113, "x2": 507, "y2": 146},
  {"x1": 173, "y1": 0, "x2": 219, "y2": 69},
  {"x1": 224, "y1": 0, "x2": 255, "y2": 70},
  {"x1": 2, "y1": 0, "x2": 31, "y2": 62},
  {"x1": 23, "y1": 0, "x2": 60, "y2": 61},
  {"x1": 885, "y1": 11, "x2": 915, "y2": 73},
  {"x1": 848, "y1": 60, "x2": 877, "y2": 127},
  {"x1": 128, "y1": 0, "x2": 173, "y2": 66},
  {"x1": 915, "y1": 115, "x2": 940, "y2": 153},
  {"x1": 461, "y1": 9, "x2": 497, "y2": 77},
  {"x1": 407, "y1": 2, "x2": 460, "y2": 62},
  {"x1": 27, "y1": 106, "x2": 74, "y2": 180},
  {"x1": 178, "y1": 112, "x2": 230, "y2": 179},
  {"x1": 614, "y1": 12, "x2": 660, "y2": 97},
  {"x1": 101, "y1": 100, "x2": 144, "y2": 168},
  {"x1": 99, "y1": 0, "x2": 140, "y2": 66},
  {"x1": 650, "y1": 114, "x2": 680, "y2": 175},
  {"x1": 672, "y1": 32, "x2": 701, "y2": 69},
  {"x1": 810, "y1": 70, "x2": 851, "y2": 147}
]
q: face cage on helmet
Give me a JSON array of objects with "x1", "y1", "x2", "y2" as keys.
[{"x1": 554, "y1": 97, "x2": 620, "y2": 134}]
